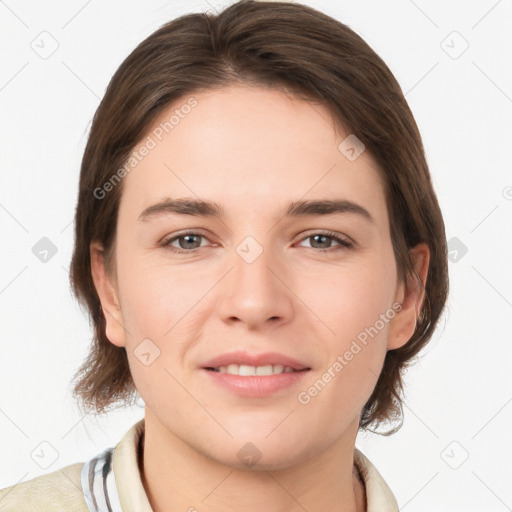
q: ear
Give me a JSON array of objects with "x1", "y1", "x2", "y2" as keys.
[
  {"x1": 90, "y1": 241, "x2": 127, "y2": 348},
  {"x1": 387, "y1": 243, "x2": 430, "y2": 350}
]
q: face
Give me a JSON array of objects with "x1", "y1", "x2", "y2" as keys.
[{"x1": 92, "y1": 84, "x2": 427, "y2": 470}]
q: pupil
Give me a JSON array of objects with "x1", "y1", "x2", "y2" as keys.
[
  {"x1": 180, "y1": 234, "x2": 200, "y2": 249},
  {"x1": 312, "y1": 234, "x2": 330, "y2": 248}
]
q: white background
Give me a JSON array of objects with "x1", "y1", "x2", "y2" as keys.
[{"x1": 1, "y1": 0, "x2": 511, "y2": 510}]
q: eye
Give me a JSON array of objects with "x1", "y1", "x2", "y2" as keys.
[
  {"x1": 162, "y1": 231, "x2": 211, "y2": 252},
  {"x1": 296, "y1": 231, "x2": 353, "y2": 251}
]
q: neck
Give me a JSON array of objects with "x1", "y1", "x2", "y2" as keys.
[{"x1": 140, "y1": 410, "x2": 366, "y2": 512}]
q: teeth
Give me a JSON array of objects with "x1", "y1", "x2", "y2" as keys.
[{"x1": 215, "y1": 364, "x2": 295, "y2": 376}]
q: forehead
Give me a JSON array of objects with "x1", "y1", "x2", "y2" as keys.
[{"x1": 118, "y1": 85, "x2": 388, "y2": 226}]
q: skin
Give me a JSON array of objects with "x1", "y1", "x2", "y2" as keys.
[{"x1": 91, "y1": 84, "x2": 429, "y2": 512}]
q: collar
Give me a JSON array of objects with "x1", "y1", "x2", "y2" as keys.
[{"x1": 81, "y1": 419, "x2": 398, "y2": 512}]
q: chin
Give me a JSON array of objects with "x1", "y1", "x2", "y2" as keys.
[{"x1": 197, "y1": 431, "x2": 319, "y2": 472}]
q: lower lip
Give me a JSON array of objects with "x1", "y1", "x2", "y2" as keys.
[{"x1": 202, "y1": 368, "x2": 310, "y2": 397}]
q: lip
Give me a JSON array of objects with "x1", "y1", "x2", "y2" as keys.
[
  {"x1": 202, "y1": 369, "x2": 309, "y2": 397},
  {"x1": 201, "y1": 351, "x2": 310, "y2": 371}
]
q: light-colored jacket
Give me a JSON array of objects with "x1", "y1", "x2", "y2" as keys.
[{"x1": 0, "y1": 419, "x2": 399, "y2": 511}]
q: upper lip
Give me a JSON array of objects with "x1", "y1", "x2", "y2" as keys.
[{"x1": 201, "y1": 351, "x2": 310, "y2": 371}]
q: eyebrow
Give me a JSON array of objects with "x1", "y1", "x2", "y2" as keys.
[{"x1": 138, "y1": 198, "x2": 374, "y2": 224}]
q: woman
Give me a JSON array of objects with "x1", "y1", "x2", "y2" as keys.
[{"x1": 0, "y1": 1, "x2": 448, "y2": 510}]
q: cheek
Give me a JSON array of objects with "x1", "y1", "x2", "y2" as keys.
[
  {"x1": 300, "y1": 255, "x2": 395, "y2": 401},
  {"x1": 303, "y1": 255, "x2": 397, "y2": 342},
  {"x1": 116, "y1": 250, "x2": 202, "y2": 335},
  {"x1": 115, "y1": 257, "x2": 199, "y2": 412}
]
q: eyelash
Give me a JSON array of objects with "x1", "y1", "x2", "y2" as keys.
[{"x1": 161, "y1": 229, "x2": 354, "y2": 254}]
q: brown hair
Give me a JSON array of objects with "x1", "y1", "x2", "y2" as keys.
[{"x1": 69, "y1": 0, "x2": 448, "y2": 434}]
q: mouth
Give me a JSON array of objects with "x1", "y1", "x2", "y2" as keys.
[
  {"x1": 201, "y1": 350, "x2": 311, "y2": 374},
  {"x1": 200, "y1": 351, "x2": 311, "y2": 397},
  {"x1": 204, "y1": 364, "x2": 309, "y2": 376}
]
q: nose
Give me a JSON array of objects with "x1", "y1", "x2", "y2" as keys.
[{"x1": 216, "y1": 240, "x2": 294, "y2": 330}]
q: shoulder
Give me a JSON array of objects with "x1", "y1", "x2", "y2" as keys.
[{"x1": 0, "y1": 462, "x2": 88, "y2": 512}]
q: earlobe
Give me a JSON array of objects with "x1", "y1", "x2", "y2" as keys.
[
  {"x1": 90, "y1": 241, "x2": 127, "y2": 348},
  {"x1": 387, "y1": 243, "x2": 430, "y2": 351}
]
